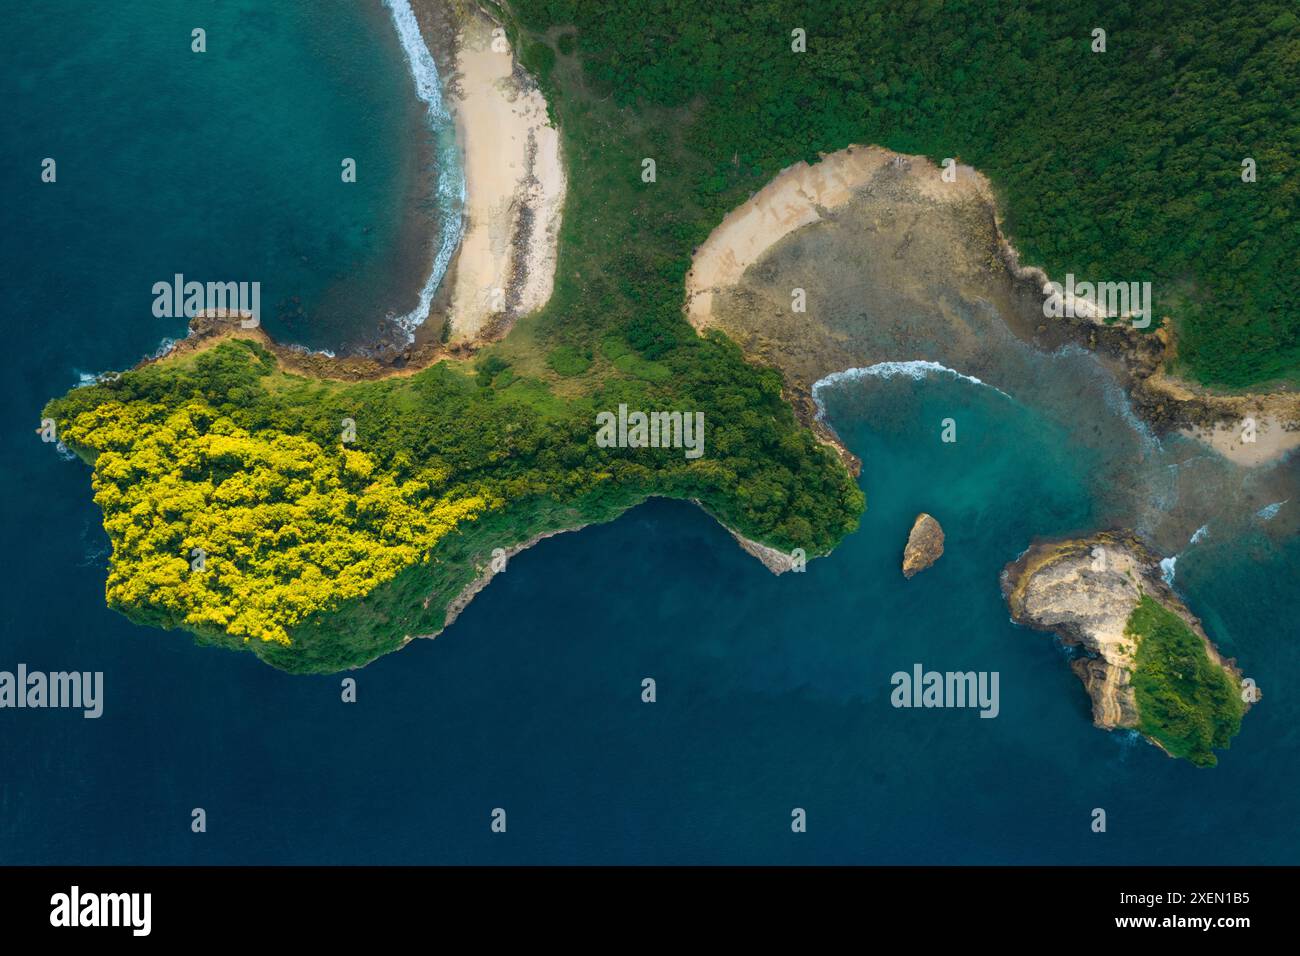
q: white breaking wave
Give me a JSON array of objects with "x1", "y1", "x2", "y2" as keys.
[
  {"x1": 74, "y1": 369, "x2": 121, "y2": 388},
  {"x1": 1159, "y1": 519, "x2": 1211, "y2": 585},
  {"x1": 382, "y1": 0, "x2": 467, "y2": 340},
  {"x1": 811, "y1": 360, "x2": 1014, "y2": 418},
  {"x1": 1256, "y1": 500, "x2": 1287, "y2": 521},
  {"x1": 152, "y1": 337, "x2": 179, "y2": 359},
  {"x1": 1051, "y1": 342, "x2": 1161, "y2": 454},
  {"x1": 1047, "y1": 342, "x2": 1091, "y2": 360},
  {"x1": 285, "y1": 343, "x2": 337, "y2": 359}
]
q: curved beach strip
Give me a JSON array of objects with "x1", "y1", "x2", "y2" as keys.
[
  {"x1": 445, "y1": 11, "x2": 565, "y2": 343},
  {"x1": 691, "y1": 148, "x2": 934, "y2": 325}
]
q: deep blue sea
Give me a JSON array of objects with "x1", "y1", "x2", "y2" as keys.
[{"x1": 2, "y1": 1, "x2": 1298, "y2": 864}]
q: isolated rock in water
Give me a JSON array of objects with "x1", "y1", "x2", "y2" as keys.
[
  {"x1": 1001, "y1": 531, "x2": 1256, "y2": 766},
  {"x1": 902, "y1": 513, "x2": 945, "y2": 578}
]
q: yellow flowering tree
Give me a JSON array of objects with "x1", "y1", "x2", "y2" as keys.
[{"x1": 61, "y1": 401, "x2": 496, "y2": 646}]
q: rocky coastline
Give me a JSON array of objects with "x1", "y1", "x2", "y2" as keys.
[{"x1": 685, "y1": 145, "x2": 1299, "y2": 469}]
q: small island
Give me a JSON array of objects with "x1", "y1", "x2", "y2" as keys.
[{"x1": 1002, "y1": 532, "x2": 1255, "y2": 767}]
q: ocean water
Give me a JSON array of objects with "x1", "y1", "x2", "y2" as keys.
[
  {"x1": 3, "y1": 3, "x2": 1299, "y2": 865},
  {"x1": 1, "y1": 0, "x2": 446, "y2": 357}
]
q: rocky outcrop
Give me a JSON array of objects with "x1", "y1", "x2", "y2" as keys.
[
  {"x1": 902, "y1": 513, "x2": 944, "y2": 579},
  {"x1": 730, "y1": 530, "x2": 800, "y2": 575},
  {"x1": 1001, "y1": 531, "x2": 1254, "y2": 740}
]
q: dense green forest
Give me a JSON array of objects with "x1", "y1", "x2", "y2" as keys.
[
  {"x1": 511, "y1": 0, "x2": 1299, "y2": 387},
  {"x1": 1127, "y1": 596, "x2": 1244, "y2": 767}
]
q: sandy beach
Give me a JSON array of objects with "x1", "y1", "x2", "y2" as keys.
[
  {"x1": 444, "y1": 10, "x2": 565, "y2": 344},
  {"x1": 1183, "y1": 418, "x2": 1300, "y2": 467},
  {"x1": 1142, "y1": 362, "x2": 1300, "y2": 467}
]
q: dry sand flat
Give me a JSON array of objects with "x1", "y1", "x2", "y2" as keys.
[
  {"x1": 1183, "y1": 419, "x2": 1300, "y2": 468},
  {"x1": 684, "y1": 147, "x2": 992, "y2": 327},
  {"x1": 446, "y1": 12, "x2": 565, "y2": 343}
]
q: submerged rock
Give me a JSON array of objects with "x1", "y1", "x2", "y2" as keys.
[
  {"x1": 1001, "y1": 531, "x2": 1257, "y2": 765},
  {"x1": 902, "y1": 513, "x2": 945, "y2": 579}
]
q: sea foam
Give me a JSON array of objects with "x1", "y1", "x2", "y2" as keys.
[
  {"x1": 1159, "y1": 555, "x2": 1178, "y2": 585},
  {"x1": 811, "y1": 360, "x2": 1014, "y2": 419},
  {"x1": 1100, "y1": 375, "x2": 1160, "y2": 454},
  {"x1": 382, "y1": 0, "x2": 467, "y2": 340}
]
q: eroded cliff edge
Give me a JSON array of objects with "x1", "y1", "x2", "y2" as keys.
[{"x1": 1001, "y1": 531, "x2": 1256, "y2": 766}]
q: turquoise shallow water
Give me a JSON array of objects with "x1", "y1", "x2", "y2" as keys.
[{"x1": 2, "y1": 1, "x2": 1298, "y2": 864}]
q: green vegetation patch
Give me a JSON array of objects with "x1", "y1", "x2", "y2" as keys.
[
  {"x1": 600, "y1": 336, "x2": 671, "y2": 381},
  {"x1": 1128, "y1": 595, "x2": 1244, "y2": 767},
  {"x1": 515, "y1": 0, "x2": 1300, "y2": 388},
  {"x1": 46, "y1": 338, "x2": 861, "y2": 671},
  {"x1": 546, "y1": 344, "x2": 593, "y2": 376}
]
